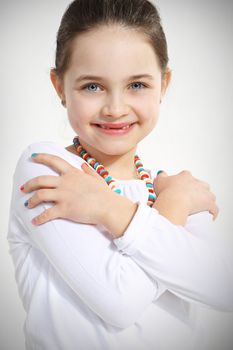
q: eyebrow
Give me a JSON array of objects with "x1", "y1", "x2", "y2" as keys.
[{"x1": 75, "y1": 74, "x2": 155, "y2": 83}]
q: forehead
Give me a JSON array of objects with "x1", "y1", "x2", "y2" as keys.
[{"x1": 67, "y1": 25, "x2": 161, "y2": 77}]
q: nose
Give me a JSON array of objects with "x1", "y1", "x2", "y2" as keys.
[{"x1": 101, "y1": 92, "x2": 130, "y2": 118}]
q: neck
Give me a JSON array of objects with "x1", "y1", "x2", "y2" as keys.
[
  {"x1": 73, "y1": 138, "x2": 139, "y2": 180},
  {"x1": 105, "y1": 158, "x2": 139, "y2": 180}
]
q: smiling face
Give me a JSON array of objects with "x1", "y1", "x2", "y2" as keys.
[{"x1": 51, "y1": 24, "x2": 171, "y2": 172}]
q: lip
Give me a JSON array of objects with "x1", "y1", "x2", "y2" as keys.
[
  {"x1": 94, "y1": 122, "x2": 135, "y2": 129},
  {"x1": 92, "y1": 122, "x2": 136, "y2": 135}
]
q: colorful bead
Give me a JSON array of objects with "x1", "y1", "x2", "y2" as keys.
[
  {"x1": 146, "y1": 183, "x2": 153, "y2": 188},
  {"x1": 105, "y1": 176, "x2": 112, "y2": 183},
  {"x1": 109, "y1": 182, "x2": 117, "y2": 190},
  {"x1": 94, "y1": 162, "x2": 100, "y2": 169},
  {"x1": 148, "y1": 194, "x2": 156, "y2": 200},
  {"x1": 73, "y1": 136, "x2": 156, "y2": 207},
  {"x1": 80, "y1": 150, "x2": 86, "y2": 157},
  {"x1": 83, "y1": 153, "x2": 89, "y2": 161},
  {"x1": 96, "y1": 165, "x2": 104, "y2": 173},
  {"x1": 100, "y1": 169, "x2": 108, "y2": 176},
  {"x1": 135, "y1": 160, "x2": 142, "y2": 166},
  {"x1": 141, "y1": 174, "x2": 149, "y2": 180}
]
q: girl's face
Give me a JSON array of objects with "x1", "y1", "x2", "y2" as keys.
[{"x1": 51, "y1": 25, "x2": 171, "y2": 164}]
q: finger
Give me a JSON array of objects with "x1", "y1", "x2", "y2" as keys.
[
  {"x1": 22, "y1": 175, "x2": 61, "y2": 193},
  {"x1": 30, "y1": 153, "x2": 74, "y2": 175},
  {"x1": 209, "y1": 204, "x2": 219, "y2": 221},
  {"x1": 153, "y1": 170, "x2": 168, "y2": 196},
  {"x1": 209, "y1": 191, "x2": 216, "y2": 202},
  {"x1": 194, "y1": 178, "x2": 211, "y2": 190},
  {"x1": 180, "y1": 170, "x2": 192, "y2": 176},
  {"x1": 156, "y1": 170, "x2": 168, "y2": 177},
  {"x1": 26, "y1": 189, "x2": 59, "y2": 209},
  {"x1": 31, "y1": 205, "x2": 61, "y2": 226},
  {"x1": 202, "y1": 181, "x2": 211, "y2": 190}
]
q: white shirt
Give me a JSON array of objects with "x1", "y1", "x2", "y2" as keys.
[{"x1": 7, "y1": 141, "x2": 233, "y2": 350}]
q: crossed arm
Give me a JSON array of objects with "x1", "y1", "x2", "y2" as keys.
[{"x1": 8, "y1": 143, "x2": 233, "y2": 329}]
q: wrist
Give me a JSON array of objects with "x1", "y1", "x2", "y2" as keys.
[
  {"x1": 99, "y1": 191, "x2": 138, "y2": 238},
  {"x1": 153, "y1": 190, "x2": 190, "y2": 226}
]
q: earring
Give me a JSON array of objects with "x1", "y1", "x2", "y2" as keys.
[{"x1": 61, "y1": 99, "x2": 66, "y2": 107}]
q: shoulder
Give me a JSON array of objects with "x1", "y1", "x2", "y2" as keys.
[
  {"x1": 14, "y1": 140, "x2": 83, "y2": 185},
  {"x1": 23, "y1": 140, "x2": 70, "y2": 157}
]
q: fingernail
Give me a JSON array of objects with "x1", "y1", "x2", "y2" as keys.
[
  {"x1": 31, "y1": 153, "x2": 39, "y2": 157},
  {"x1": 24, "y1": 200, "x2": 29, "y2": 207},
  {"x1": 20, "y1": 185, "x2": 24, "y2": 191},
  {"x1": 157, "y1": 170, "x2": 164, "y2": 176}
]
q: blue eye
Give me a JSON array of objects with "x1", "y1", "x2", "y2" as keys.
[
  {"x1": 84, "y1": 83, "x2": 101, "y2": 92},
  {"x1": 83, "y1": 81, "x2": 146, "y2": 92},
  {"x1": 131, "y1": 82, "x2": 146, "y2": 90}
]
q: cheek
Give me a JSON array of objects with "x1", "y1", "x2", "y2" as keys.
[
  {"x1": 67, "y1": 95, "x2": 99, "y2": 122},
  {"x1": 133, "y1": 93, "x2": 160, "y2": 121}
]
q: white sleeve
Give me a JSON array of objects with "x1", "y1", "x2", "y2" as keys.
[
  {"x1": 9, "y1": 144, "x2": 162, "y2": 329},
  {"x1": 114, "y1": 203, "x2": 233, "y2": 312}
]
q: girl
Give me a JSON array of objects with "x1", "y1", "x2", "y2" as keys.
[{"x1": 7, "y1": 0, "x2": 233, "y2": 349}]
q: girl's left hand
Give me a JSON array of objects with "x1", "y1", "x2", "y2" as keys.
[{"x1": 21, "y1": 153, "x2": 112, "y2": 226}]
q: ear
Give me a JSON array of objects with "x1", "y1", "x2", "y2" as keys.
[
  {"x1": 160, "y1": 69, "x2": 172, "y2": 100},
  {"x1": 50, "y1": 69, "x2": 66, "y2": 102}
]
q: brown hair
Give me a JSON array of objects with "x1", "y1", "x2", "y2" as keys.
[{"x1": 53, "y1": 0, "x2": 169, "y2": 79}]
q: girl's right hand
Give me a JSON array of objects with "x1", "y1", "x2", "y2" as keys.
[{"x1": 153, "y1": 170, "x2": 219, "y2": 220}]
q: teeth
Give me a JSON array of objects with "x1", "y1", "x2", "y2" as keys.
[
  {"x1": 99, "y1": 124, "x2": 131, "y2": 129},
  {"x1": 100, "y1": 125, "x2": 110, "y2": 129}
]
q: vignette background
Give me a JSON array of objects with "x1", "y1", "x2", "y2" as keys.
[{"x1": 1, "y1": 0, "x2": 233, "y2": 349}]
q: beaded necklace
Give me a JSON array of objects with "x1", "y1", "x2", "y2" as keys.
[{"x1": 73, "y1": 136, "x2": 157, "y2": 207}]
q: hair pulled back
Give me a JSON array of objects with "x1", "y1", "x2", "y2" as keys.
[{"x1": 54, "y1": 0, "x2": 169, "y2": 79}]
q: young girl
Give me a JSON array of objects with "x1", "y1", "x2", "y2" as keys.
[{"x1": 7, "y1": 0, "x2": 233, "y2": 349}]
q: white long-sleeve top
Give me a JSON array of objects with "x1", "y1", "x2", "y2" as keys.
[{"x1": 7, "y1": 141, "x2": 233, "y2": 350}]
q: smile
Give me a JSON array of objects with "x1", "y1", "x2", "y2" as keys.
[
  {"x1": 92, "y1": 122, "x2": 136, "y2": 135},
  {"x1": 98, "y1": 124, "x2": 131, "y2": 130}
]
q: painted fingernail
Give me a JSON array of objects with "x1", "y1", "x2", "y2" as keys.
[
  {"x1": 157, "y1": 170, "x2": 164, "y2": 175},
  {"x1": 24, "y1": 200, "x2": 29, "y2": 207},
  {"x1": 20, "y1": 185, "x2": 24, "y2": 191},
  {"x1": 31, "y1": 153, "x2": 39, "y2": 157},
  {"x1": 31, "y1": 218, "x2": 37, "y2": 225}
]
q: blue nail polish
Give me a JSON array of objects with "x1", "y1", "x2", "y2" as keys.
[
  {"x1": 31, "y1": 153, "x2": 38, "y2": 157},
  {"x1": 157, "y1": 170, "x2": 164, "y2": 175},
  {"x1": 24, "y1": 200, "x2": 29, "y2": 207}
]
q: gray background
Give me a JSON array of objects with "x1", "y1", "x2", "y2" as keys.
[{"x1": 1, "y1": 0, "x2": 233, "y2": 349}]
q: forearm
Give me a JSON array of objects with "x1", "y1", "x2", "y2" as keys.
[
  {"x1": 13, "y1": 144, "x2": 160, "y2": 329},
  {"x1": 112, "y1": 203, "x2": 233, "y2": 312},
  {"x1": 101, "y1": 192, "x2": 138, "y2": 238},
  {"x1": 101, "y1": 191, "x2": 190, "y2": 238}
]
